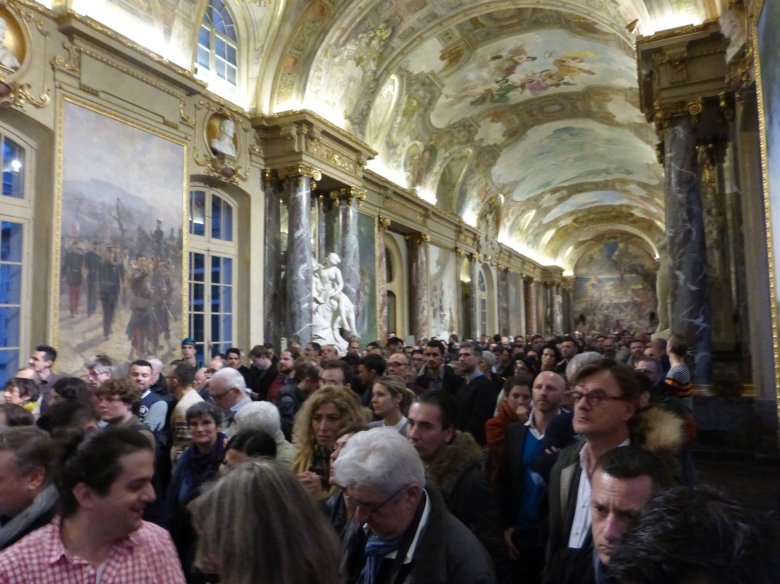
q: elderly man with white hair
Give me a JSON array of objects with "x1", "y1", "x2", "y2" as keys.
[
  {"x1": 207, "y1": 367, "x2": 250, "y2": 437},
  {"x1": 334, "y1": 427, "x2": 496, "y2": 584},
  {"x1": 234, "y1": 401, "x2": 297, "y2": 466}
]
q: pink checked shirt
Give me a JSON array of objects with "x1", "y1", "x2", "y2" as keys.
[{"x1": 0, "y1": 517, "x2": 185, "y2": 583}]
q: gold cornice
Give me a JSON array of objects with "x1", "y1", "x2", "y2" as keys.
[
  {"x1": 55, "y1": 11, "x2": 198, "y2": 83},
  {"x1": 277, "y1": 164, "x2": 322, "y2": 181},
  {"x1": 637, "y1": 18, "x2": 720, "y2": 43},
  {"x1": 255, "y1": 109, "x2": 376, "y2": 157}
]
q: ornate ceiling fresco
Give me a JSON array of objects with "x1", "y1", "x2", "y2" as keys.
[
  {"x1": 66, "y1": 0, "x2": 719, "y2": 273},
  {"x1": 279, "y1": 0, "x2": 718, "y2": 271}
]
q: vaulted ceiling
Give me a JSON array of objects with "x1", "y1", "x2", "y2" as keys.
[
  {"x1": 263, "y1": 0, "x2": 719, "y2": 271},
  {"x1": 69, "y1": 0, "x2": 720, "y2": 272}
]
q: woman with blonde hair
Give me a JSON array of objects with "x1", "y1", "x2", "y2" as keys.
[
  {"x1": 368, "y1": 375, "x2": 415, "y2": 436},
  {"x1": 190, "y1": 458, "x2": 341, "y2": 584},
  {"x1": 292, "y1": 385, "x2": 367, "y2": 500}
]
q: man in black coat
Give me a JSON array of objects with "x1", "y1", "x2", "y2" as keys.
[
  {"x1": 416, "y1": 340, "x2": 462, "y2": 395},
  {"x1": 453, "y1": 341, "x2": 497, "y2": 446}
]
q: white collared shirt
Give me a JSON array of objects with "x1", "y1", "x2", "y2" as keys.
[{"x1": 567, "y1": 438, "x2": 630, "y2": 548}]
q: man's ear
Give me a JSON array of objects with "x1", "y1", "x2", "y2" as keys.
[
  {"x1": 24, "y1": 466, "x2": 46, "y2": 492},
  {"x1": 72, "y1": 482, "x2": 98, "y2": 510}
]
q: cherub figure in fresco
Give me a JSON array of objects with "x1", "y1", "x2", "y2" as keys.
[
  {"x1": 487, "y1": 46, "x2": 537, "y2": 80},
  {"x1": 552, "y1": 55, "x2": 596, "y2": 79}
]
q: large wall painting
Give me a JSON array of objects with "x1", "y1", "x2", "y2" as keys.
[
  {"x1": 572, "y1": 241, "x2": 657, "y2": 333},
  {"x1": 428, "y1": 244, "x2": 457, "y2": 339},
  {"x1": 357, "y1": 213, "x2": 377, "y2": 343},
  {"x1": 755, "y1": 0, "x2": 780, "y2": 400},
  {"x1": 56, "y1": 99, "x2": 186, "y2": 375}
]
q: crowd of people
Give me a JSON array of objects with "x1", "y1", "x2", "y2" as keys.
[{"x1": 0, "y1": 331, "x2": 777, "y2": 583}]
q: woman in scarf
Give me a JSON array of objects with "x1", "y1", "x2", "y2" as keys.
[{"x1": 166, "y1": 401, "x2": 226, "y2": 583}]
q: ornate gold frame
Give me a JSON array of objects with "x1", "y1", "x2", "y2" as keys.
[
  {"x1": 52, "y1": 94, "x2": 189, "y2": 370},
  {"x1": 751, "y1": 0, "x2": 780, "y2": 415}
]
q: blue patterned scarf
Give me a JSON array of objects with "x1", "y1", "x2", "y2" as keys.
[{"x1": 358, "y1": 533, "x2": 404, "y2": 584}]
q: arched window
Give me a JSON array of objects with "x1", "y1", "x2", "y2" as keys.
[
  {"x1": 0, "y1": 127, "x2": 33, "y2": 385},
  {"x1": 188, "y1": 187, "x2": 236, "y2": 363},
  {"x1": 196, "y1": 0, "x2": 238, "y2": 86}
]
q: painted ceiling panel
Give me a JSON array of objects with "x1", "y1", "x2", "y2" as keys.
[
  {"x1": 261, "y1": 0, "x2": 715, "y2": 270},
  {"x1": 493, "y1": 118, "x2": 661, "y2": 202}
]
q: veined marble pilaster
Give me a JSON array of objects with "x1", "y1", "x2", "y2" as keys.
[
  {"x1": 498, "y1": 268, "x2": 510, "y2": 336},
  {"x1": 454, "y1": 247, "x2": 466, "y2": 337},
  {"x1": 376, "y1": 216, "x2": 391, "y2": 343},
  {"x1": 280, "y1": 165, "x2": 321, "y2": 344},
  {"x1": 524, "y1": 277, "x2": 536, "y2": 335},
  {"x1": 665, "y1": 117, "x2": 712, "y2": 384},
  {"x1": 407, "y1": 233, "x2": 430, "y2": 342},
  {"x1": 263, "y1": 170, "x2": 283, "y2": 347},
  {"x1": 537, "y1": 283, "x2": 546, "y2": 336},
  {"x1": 470, "y1": 254, "x2": 481, "y2": 338},
  {"x1": 336, "y1": 187, "x2": 365, "y2": 308}
]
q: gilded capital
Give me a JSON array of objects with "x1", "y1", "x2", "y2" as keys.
[
  {"x1": 405, "y1": 232, "x2": 431, "y2": 245},
  {"x1": 377, "y1": 215, "x2": 392, "y2": 229},
  {"x1": 332, "y1": 186, "x2": 368, "y2": 205},
  {"x1": 277, "y1": 164, "x2": 322, "y2": 181}
]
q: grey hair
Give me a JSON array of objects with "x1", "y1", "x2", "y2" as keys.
[
  {"x1": 234, "y1": 401, "x2": 281, "y2": 436},
  {"x1": 566, "y1": 351, "x2": 603, "y2": 384},
  {"x1": 148, "y1": 357, "x2": 163, "y2": 373},
  {"x1": 332, "y1": 427, "x2": 424, "y2": 494},
  {"x1": 85, "y1": 357, "x2": 113, "y2": 376},
  {"x1": 211, "y1": 366, "x2": 246, "y2": 393}
]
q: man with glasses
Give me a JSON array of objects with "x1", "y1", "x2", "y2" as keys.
[
  {"x1": 334, "y1": 427, "x2": 495, "y2": 584},
  {"x1": 208, "y1": 367, "x2": 251, "y2": 437},
  {"x1": 546, "y1": 359, "x2": 641, "y2": 562}
]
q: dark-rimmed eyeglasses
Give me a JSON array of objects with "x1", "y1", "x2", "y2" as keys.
[
  {"x1": 570, "y1": 389, "x2": 624, "y2": 407},
  {"x1": 344, "y1": 485, "x2": 407, "y2": 518}
]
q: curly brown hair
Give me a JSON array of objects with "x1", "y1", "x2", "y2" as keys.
[
  {"x1": 291, "y1": 385, "x2": 367, "y2": 474},
  {"x1": 94, "y1": 378, "x2": 143, "y2": 408}
]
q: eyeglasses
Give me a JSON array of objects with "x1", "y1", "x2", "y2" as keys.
[
  {"x1": 344, "y1": 485, "x2": 407, "y2": 518},
  {"x1": 570, "y1": 389, "x2": 624, "y2": 407}
]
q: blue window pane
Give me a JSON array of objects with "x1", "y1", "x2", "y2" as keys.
[
  {"x1": 221, "y1": 314, "x2": 233, "y2": 341},
  {"x1": 215, "y1": 37, "x2": 226, "y2": 59},
  {"x1": 2, "y1": 138, "x2": 24, "y2": 199},
  {"x1": 224, "y1": 24, "x2": 236, "y2": 42},
  {"x1": 1, "y1": 222, "x2": 22, "y2": 262},
  {"x1": 211, "y1": 255, "x2": 221, "y2": 284},
  {"x1": 222, "y1": 285, "x2": 233, "y2": 312},
  {"x1": 213, "y1": 12, "x2": 224, "y2": 33},
  {"x1": 211, "y1": 197, "x2": 222, "y2": 240},
  {"x1": 191, "y1": 252, "x2": 205, "y2": 282},
  {"x1": 0, "y1": 264, "x2": 22, "y2": 304},
  {"x1": 222, "y1": 257, "x2": 233, "y2": 285},
  {"x1": 190, "y1": 190, "x2": 206, "y2": 236},
  {"x1": 211, "y1": 314, "x2": 221, "y2": 340},
  {"x1": 211, "y1": 284, "x2": 221, "y2": 311},
  {"x1": 227, "y1": 66, "x2": 236, "y2": 85},
  {"x1": 0, "y1": 349, "x2": 20, "y2": 387},
  {"x1": 0, "y1": 307, "x2": 21, "y2": 346},
  {"x1": 198, "y1": 26, "x2": 210, "y2": 48},
  {"x1": 227, "y1": 45, "x2": 236, "y2": 64},
  {"x1": 197, "y1": 47, "x2": 210, "y2": 70},
  {"x1": 191, "y1": 283, "x2": 204, "y2": 310},
  {"x1": 192, "y1": 313, "x2": 204, "y2": 343}
]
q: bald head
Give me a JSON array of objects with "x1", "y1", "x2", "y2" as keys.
[{"x1": 532, "y1": 371, "x2": 565, "y2": 413}]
